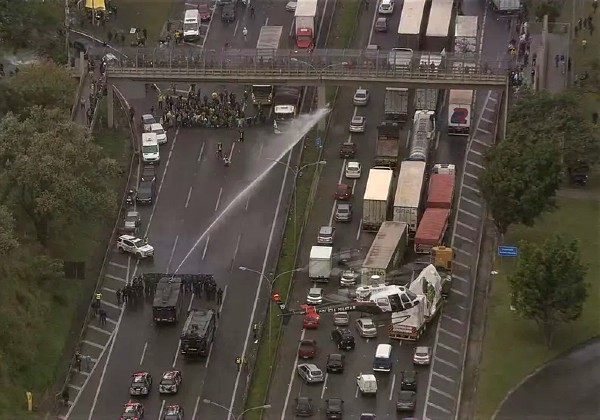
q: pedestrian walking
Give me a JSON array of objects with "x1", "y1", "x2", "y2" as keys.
[
  {"x1": 250, "y1": 5, "x2": 255, "y2": 18},
  {"x1": 242, "y1": 26, "x2": 248, "y2": 42},
  {"x1": 61, "y1": 388, "x2": 70, "y2": 406},
  {"x1": 116, "y1": 289, "x2": 122, "y2": 305},
  {"x1": 554, "y1": 54, "x2": 559, "y2": 67},
  {"x1": 589, "y1": 23, "x2": 594, "y2": 36},
  {"x1": 83, "y1": 355, "x2": 92, "y2": 371},
  {"x1": 235, "y1": 356, "x2": 242, "y2": 371},
  {"x1": 74, "y1": 352, "x2": 82, "y2": 371},
  {"x1": 530, "y1": 67, "x2": 535, "y2": 84},
  {"x1": 99, "y1": 309, "x2": 107, "y2": 326},
  {"x1": 80, "y1": 97, "x2": 85, "y2": 110},
  {"x1": 581, "y1": 39, "x2": 587, "y2": 50},
  {"x1": 239, "y1": 129, "x2": 244, "y2": 143},
  {"x1": 217, "y1": 288, "x2": 223, "y2": 305},
  {"x1": 594, "y1": 0, "x2": 598, "y2": 14}
]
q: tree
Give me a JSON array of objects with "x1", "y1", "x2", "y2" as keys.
[
  {"x1": 0, "y1": 205, "x2": 19, "y2": 254},
  {"x1": 0, "y1": 107, "x2": 119, "y2": 245},
  {"x1": 523, "y1": 0, "x2": 562, "y2": 23},
  {"x1": 507, "y1": 91, "x2": 600, "y2": 176},
  {"x1": 479, "y1": 134, "x2": 563, "y2": 235},
  {"x1": 0, "y1": 63, "x2": 77, "y2": 116},
  {"x1": 0, "y1": 0, "x2": 62, "y2": 52},
  {"x1": 509, "y1": 235, "x2": 589, "y2": 347}
]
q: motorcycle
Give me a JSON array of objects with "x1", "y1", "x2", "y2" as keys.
[{"x1": 126, "y1": 189, "x2": 136, "y2": 206}]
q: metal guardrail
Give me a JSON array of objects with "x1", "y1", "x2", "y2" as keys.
[{"x1": 90, "y1": 47, "x2": 509, "y2": 88}]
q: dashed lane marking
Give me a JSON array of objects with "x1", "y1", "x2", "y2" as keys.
[
  {"x1": 481, "y1": 117, "x2": 494, "y2": 124},
  {"x1": 461, "y1": 196, "x2": 482, "y2": 207},
  {"x1": 452, "y1": 288, "x2": 468, "y2": 297},
  {"x1": 105, "y1": 274, "x2": 127, "y2": 283},
  {"x1": 68, "y1": 384, "x2": 82, "y2": 391},
  {"x1": 455, "y1": 234, "x2": 475, "y2": 244},
  {"x1": 455, "y1": 248, "x2": 472, "y2": 256},
  {"x1": 431, "y1": 386, "x2": 456, "y2": 400},
  {"x1": 438, "y1": 343, "x2": 460, "y2": 354},
  {"x1": 453, "y1": 260, "x2": 469, "y2": 269},
  {"x1": 467, "y1": 160, "x2": 485, "y2": 170},
  {"x1": 82, "y1": 340, "x2": 105, "y2": 350},
  {"x1": 458, "y1": 208, "x2": 481, "y2": 219},
  {"x1": 457, "y1": 221, "x2": 477, "y2": 231},
  {"x1": 102, "y1": 287, "x2": 117, "y2": 294},
  {"x1": 453, "y1": 275, "x2": 469, "y2": 283},
  {"x1": 108, "y1": 262, "x2": 128, "y2": 269},
  {"x1": 440, "y1": 328, "x2": 463, "y2": 340},
  {"x1": 443, "y1": 315, "x2": 464, "y2": 325},
  {"x1": 472, "y1": 138, "x2": 491, "y2": 147},
  {"x1": 88, "y1": 325, "x2": 112, "y2": 335},
  {"x1": 433, "y1": 371, "x2": 456, "y2": 383},
  {"x1": 100, "y1": 300, "x2": 120, "y2": 310},
  {"x1": 106, "y1": 318, "x2": 117, "y2": 325},
  {"x1": 428, "y1": 402, "x2": 452, "y2": 414},
  {"x1": 463, "y1": 183, "x2": 480, "y2": 193},
  {"x1": 435, "y1": 356, "x2": 459, "y2": 369}
]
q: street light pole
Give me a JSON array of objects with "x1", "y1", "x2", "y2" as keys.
[{"x1": 202, "y1": 399, "x2": 271, "y2": 420}]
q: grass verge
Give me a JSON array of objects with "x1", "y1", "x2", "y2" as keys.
[
  {"x1": 244, "y1": 1, "x2": 361, "y2": 418},
  {"x1": 475, "y1": 194, "x2": 600, "y2": 419}
]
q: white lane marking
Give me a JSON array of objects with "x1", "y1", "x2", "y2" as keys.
[
  {"x1": 102, "y1": 286, "x2": 117, "y2": 294},
  {"x1": 258, "y1": 142, "x2": 264, "y2": 160},
  {"x1": 389, "y1": 374, "x2": 396, "y2": 400},
  {"x1": 185, "y1": 186, "x2": 193, "y2": 208},
  {"x1": 356, "y1": 219, "x2": 362, "y2": 240},
  {"x1": 172, "y1": 341, "x2": 181, "y2": 368},
  {"x1": 215, "y1": 188, "x2": 223, "y2": 212},
  {"x1": 435, "y1": 356, "x2": 458, "y2": 369},
  {"x1": 233, "y1": 20, "x2": 240, "y2": 37},
  {"x1": 88, "y1": 325, "x2": 111, "y2": 336},
  {"x1": 204, "y1": 285, "x2": 227, "y2": 368},
  {"x1": 187, "y1": 293, "x2": 195, "y2": 313},
  {"x1": 438, "y1": 342, "x2": 460, "y2": 354},
  {"x1": 229, "y1": 146, "x2": 295, "y2": 420},
  {"x1": 105, "y1": 318, "x2": 117, "y2": 325},
  {"x1": 157, "y1": 400, "x2": 166, "y2": 420},
  {"x1": 197, "y1": 142, "x2": 205, "y2": 162},
  {"x1": 202, "y1": 235, "x2": 210, "y2": 260},
  {"x1": 354, "y1": 385, "x2": 359, "y2": 398},
  {"x1": 100, "y1": 300, "x2": 120, "y2": 310},
  {"x1": 428, "y1": 402, "x2": 452, "y2": 414},
  {"x1": 264, "y1": 17, "x2": 269, "y2": 26},
  {"x1": 139, "y1": 341, "x2": 148, "y2": 365},
  {"x1": 320, "y1": 373, "x2": 329, "y2": 399},
  {"x1": 435, "y1": 131, "x2": 441, "y2": 150},
  {"x1": 105, "y1": 274, "x2": 127, "y2": 283},
  {"x1": 232, "y1": 233, "x2": 242, "y2": 262},
  {"x1": 433, "y1": 371, "x2": 456, "y2": 383},
  {"x1": 230, "y1": 141, "x2": 236, "y2": 161},
  {"x1": 245, "y1": 196, "x2": 250, "y2": 211},
  {"x1": 166, "y1": 234, "x2": 179, "y2": 272},
  {"x1": 281, "y1": 329, "x2": 306, "y2": 418},
  {"x1": 68, "y1": 384, "x2": 81, "y2": 391},
  {"x1": 431, "y1": 386, "x2": 457, "y2": 401},
  {"x1": 443, "y1": 315, "x2": 464, "y2": 325},
  {"x1": 192, "y1": 397, "x2": 201, "y2": 420},
  {"x1": 109, "y1": 261, "x2": 127, "y2": 269}
]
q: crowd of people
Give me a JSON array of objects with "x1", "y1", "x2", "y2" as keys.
[{"x1": 155, "y1": 86, "x2": 268, "y2": 129}]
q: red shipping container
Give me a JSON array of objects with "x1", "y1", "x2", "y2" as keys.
[
  {"x1": 414, "y1": 208, "x2": 450, "y2": 254},
  {"x1": 427, "y1": 174, "x2": 455, "y2": 209}
]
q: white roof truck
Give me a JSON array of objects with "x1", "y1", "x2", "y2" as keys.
[
  {"x1": 252, "y1": 26, "x2": 283, "y2": 106},
  {"x1": 454, "y1": 15, "x2": 478, "y2": 54},
  {"x1": 362, "y1": 167, "x2": 395, "y2": 232},
  {"x1": 447, "y1": 89, "x2": 474, "y2": 136},
  {"x1": 396, "y1": 0, "x2": 428, "y2": 50},
  {"x1": 361, "y1": 222, "x2": 408, "y2": 285},
  {"x1": 308, "y1": 246, "x2": 333, "y2": 281},
  {"x1": 393, "y1": 161, "x2": 426, "y2": 236},
  {"x1": 384, "y1": 87, "x2": 410, "y2": 124},
  {"x1": 273, "y1": 86, "x2": 303, "y2": 133},
  {"x1": 294, "y1": 0, "x2": 318, "y2": 49},
  {"x1": 389, "y1": 264, "x2": 446, "y2": 341},
  {"x1": 388, "y1": 48, "x2": 413, "y2": 71},
  {"x1": 490, "y1": 0, "x2": 522, "y2": 15},
  {"x1": 424, "y1": 0, "x2": 454, "y2": 52},
  {"x1": 414, "y1": 89, "x2": 439, "y2": 113}
]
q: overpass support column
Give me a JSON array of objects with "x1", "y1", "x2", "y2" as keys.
[
  {"x1": 107, "y1": 85, "x2": 114, "y2": 129},
  {"x1": 317, "y1": 83, "x2": 327, "y2": 132}
]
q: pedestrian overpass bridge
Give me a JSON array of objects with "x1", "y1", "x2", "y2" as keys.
[{"x1": 96, "y1": 47, "x2": 509, "y2": 89}]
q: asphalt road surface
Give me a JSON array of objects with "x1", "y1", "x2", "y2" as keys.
[
  {"x1": 66, "y1": 2, "x2": 319, "y2": 419},
  {"x1": 265, "y1": 0, "x2": 513, "y2": 419},
  {"x1": 495, "y1": 338, "x2": 600, "y2": 419}
]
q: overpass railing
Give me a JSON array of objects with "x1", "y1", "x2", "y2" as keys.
[{"x1": 92, "y1": 47, "x2": 508, "y2": 86}]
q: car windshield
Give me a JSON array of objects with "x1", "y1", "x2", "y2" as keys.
[
  {"x1": 355, "y1": 92, "x2": 366, "y2": 98},
  {"x1": 309, "y1": 291, "x2": 320, "y2": 297},
  {"x1": 143, "y1": 116, "x2": 154, "y2": 124},
  {"x1": 161, "y1": 378, "x2": 175, "y2": 385},
  {"x1": 183, "y1": 22, "x2": 197, "y2": 31},
  {"x1": 132, "y1": 238, "x2": 144, "y2": 247},
  {"x1": 153, "y1": 128, "x2": 165, "y2": 135},
  {"x1": 309, "y1": 368, "x2": 321, "y2": 375},
  {"x1": 337, "y1": 207, "x2": 349, "y2": 213},
  {"x1": 143, "y1": 145, "x2": 159, "y2": 154}
]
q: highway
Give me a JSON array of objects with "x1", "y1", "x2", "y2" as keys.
[
  {"x1": 266, "y1": 0, "x2": 510, "y2": 418},
  {"x1": 66, "y1": 1, "x2": 325, "y2": 419}
]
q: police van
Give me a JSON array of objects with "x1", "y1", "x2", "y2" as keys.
[
  {"x1": 183, "y1": 9, "x2": 201, "y2": 41},
  {"x1": 142, "y1": 132, "x2": 160, "y2": 164}
]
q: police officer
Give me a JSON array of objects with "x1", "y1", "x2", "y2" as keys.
[
  {"x1": 217, "y1": 142, "x2": 223, "y2": 157},
  {"x1": 235, "y1": 356, "x2": 242, "y2": 371},
  {"x1": 95, "y1": 292, "x2": 102, "y2": 312}
]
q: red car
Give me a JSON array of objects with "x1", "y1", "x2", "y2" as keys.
[
  {"x1": 298, "y1": 339, "x2": 317, "y2": 359},
  {"x1": 198, "y1": 2, "x2": 211, "y2": 21},
  {"x1": 121, "y1": 402, "x2": 144, "y2": 420},
  {"x1": 303, "y1": 313, "x2": 320, "y2": 329},
  {"x1": 334, "y1": 183, "x2": 352, "y2": 200}
]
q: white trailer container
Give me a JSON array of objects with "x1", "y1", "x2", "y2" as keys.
[
  {"x1": 447, "y1": 89, "x2": 474, "y2": 136},
  {"x1": 490, "y1": 0, "x2": 522, "y2": 15},
  {"x1": 397, "y1": 0, "x2": 428, "y2": 50},
  {"x1": 294, "y1": 0, "x2": 318, "y2": 49},
  {"x1": 393, "y1": 161, "x2": 426, "y2": 236},
  {"x1": 454, "y1": 15, "x2": 478, "y2": 54},
  {"x1": 362, "y1": 167, "x2": 395, "y2": 232},
  {"x1": 361, "y1": 222, "x2": 408, "y2": 285},
  {"x1": 256, "y1": 25, "x2": 283, "y2": 62},
  {"x1": 414, "y1": 89, "x2": 439, "y2": 113},
  {"x1": 308, "y1": 246, "x2": 333, "y2": 281},
  {"x1": 425, "y1": 0, "x2": 454, "y2": 51}
]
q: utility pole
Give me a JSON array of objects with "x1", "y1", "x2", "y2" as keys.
[{"x1": 65, "y1": 0, "x2": 71, "y2": 65}]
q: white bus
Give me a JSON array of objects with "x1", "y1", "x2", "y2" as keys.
[
  {"x1": 397, "y1": 0, "x2": 428, "y2": 50},
  {"x1": 425, "y1": 0, "x2": 454, "y2": 51}
]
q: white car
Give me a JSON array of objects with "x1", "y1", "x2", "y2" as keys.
[
  {"x1": 355, "y1": 318, "x2": 378, "y2": 338},
  {"x1": 306, "y1": 287, "x2": 323, "y2": 305},
  {"x1": 340, "y1": 269, "x2": 359, "y2": 286},
  {"x1": 353, "y1": 87, "x2": 370, "y2": 106},
  {"x1": 413, "y1": 346, "x2": 432, "y2": 365},
  {"x1": 285, "y1": 1, "x2": 297, "y2": 11},
  {"x1": 378, "y1": 0, "x2": 394, "y2": 14},
  {"x1": 345, "y1": 161, "x2": 362, "y2": 179},
  {"x1": 117, "y1": 234, "x2": 154, "y2": 259},
  {"x1": 349, "y1": 115, "x2": 366, "y2": 133},
  {"x1": 149, "y1": 122, "x2": 167, "y2": 145},
  {"x1": 141, "y1": 114, "x2": 156, "y2": 132}
]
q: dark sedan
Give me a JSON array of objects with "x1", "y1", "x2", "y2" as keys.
[
  {"x1": 326, "y1": 353, "x2": 345, "y2": 373},
  {"x1": 295, "y1": 397, "x2": 314, "y2": 416},
  {"x1": 396, "y1": 390, "x2": 416, "y2": 412}
]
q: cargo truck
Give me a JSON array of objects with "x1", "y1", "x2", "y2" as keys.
[
  {"x1": 362, "y1": 167, "x2": 395, "y2": 231},
  {"x1": 252, "y1": 26, "x2": 283, "y2": 106},
  {"x1": 375, "y1": 122, "x2": 401, "y2": 167},
  {"x1": 447, "y1": 90, "x2": 474, "y2": 136},
  {"x1": 309, "y1": 246, "x2": 333, "y2": 281},
  {"x1": 490, "y1": 0, "x2": 522, "y2": 15},
  {"x1": 396, "y1": 0, "x2": 427, "y2": 50},
  {"x1": 294, "y1": 0, "x2": 318, "y2": 49},
  {"x1": 414, "y1": 89, "x2": 439, "y2": 113},
  {"x1": 425, "y1": 0, "x2": 454, "y2": 52},
  {"x1": 393, "y1": 161, "x2": 426, "y2": 236},
  {"x1": 414, "y1": 208, "x2": 450, "y2": 254},
  {"x1": 384, "y1": 87, "x2": 409, "y2": 123},
  {"x1": 360, "y1": 222, "x2": 408, "y2": 285},
  {"x1": 273, "y1": 86, "x2": 303, "y2": 133},
  {"x1": 388, "y1": 48, "x2": 413, "y2": 70},
  {"x1": 389, "y1": 264, "x2": 446, "y2": 341},
  {"x1": 454, "y1": 15, "x2": 478, "y2": 54},
  {"x1": 427, "y1": 164, "x2": 456, "y2": 209},
  {"x1": 408, "y1": 110, "x2": 436, "y2": 162}
]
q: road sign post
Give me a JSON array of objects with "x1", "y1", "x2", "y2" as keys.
[{"x1": 497, "y1": 246, "x2": 518, "y2": 257}]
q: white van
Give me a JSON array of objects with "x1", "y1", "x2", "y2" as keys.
[
  {"x1": 356, "y1": 373, "x2": 377, "y2": 395},
  {"x1": 149, "y1": 122, "x2": 167, "y2": 145},
  {"x1": 372, "y1": 344, "x2": 392, "y2": 372},
  {"x1": 142, "y1": 133, "x2": 160, "y2": 164},
  {"x1": 183, "y1": 9, "x2": 201, "y2": 41}
]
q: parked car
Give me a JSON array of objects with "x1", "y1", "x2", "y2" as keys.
[
  {"x1": 333, "y1": 312, "x2": 349, "y2": 326},
  {"x1": 298, "y1": 339, "x2": 317, "y2": 359},
  {"x1": 297, "y1": 363, "x2": 325, "y2": 383},
  {"x1": 413, "y1": 346, "x2": 432, "y2": 365},
  {"x1": 335, "y1": 203, "x2": 353, "y2": 222},
  {"x1": 326, "y1": 353, "x2": 345, "y2": 373},
  {"x1": 317, "y1": 226, "x2": 335, "y2": 245},
  {"x1": 396, "y1": 390, "x2": 416, "y2": 412},
  {"x1": 355, "y1": 318, "x2": 378, "y2": 338},
  {"x1": 331, "y1": 328, "x2": 355, "y2": 350},
  {"x1": 334, "y1": 183, "x2": 352, "y2": 200},
  {"x1": 349, "y1": 115, "x2": 366, "y2": 133},
  {"x1": 294, "y1": 397, "x2": 314, "y2": 416},
  {"x1": 353, "y1": 87, "x2": 370, "y2": 106},
  {"x1": 400, "y1": 370, "x2": 417, "y2": 391},
  {"x1": 120, "y1": 210, "x2": 141, "y2": 234}
]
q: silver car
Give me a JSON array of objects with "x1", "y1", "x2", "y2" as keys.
[
  {"x1": 413, "y1": 346, "x2": 432, "y2": 365},
  {"x1": 335, "y1": 203, "x2": 352, "y2": 222},
  {"x1": 306, "y1": 287, "x2": 323, "y2": 305},
  {"x1": 297, "y1": 363, "x2": 325, "y2": 383},
  {"x1": 355, "y1": 318, "x2": 378, "y2": 338},
  {"x1": 353, "y1": 87, "x2": 370, "y2": 106},
  {"x1": 349, "y1": 115, "x2": 366, "y2": 133},
  {"x1": 317, "y1": 226, "x2": 335, "y2": 245},
  {"x1": 333, "y1": 312, "x2": 350, "y2": 326},
  {"x1": 141, "y1": 114, "x2": 156, "y2": 132},
  {"x1": 285, "y1": 1, "x2": 297, "y2": 11},
  {"x1": 339, "y1": 269, "x2": 359, "y2": 287}
]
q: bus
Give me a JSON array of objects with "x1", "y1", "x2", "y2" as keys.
[
  {"x1": 397, "y1": 0, "x2": 428, "y2": 50},
  {"x1": 425, "y1": 0, "x2": 455, "y2": 52}
]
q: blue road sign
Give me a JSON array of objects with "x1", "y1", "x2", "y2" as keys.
[
  {"x1": 315, "y1": 136, "x2": 322, "y2": 148},
  {"x1": 498, "y1": 246, "x2": 519, "y2": 257}
]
